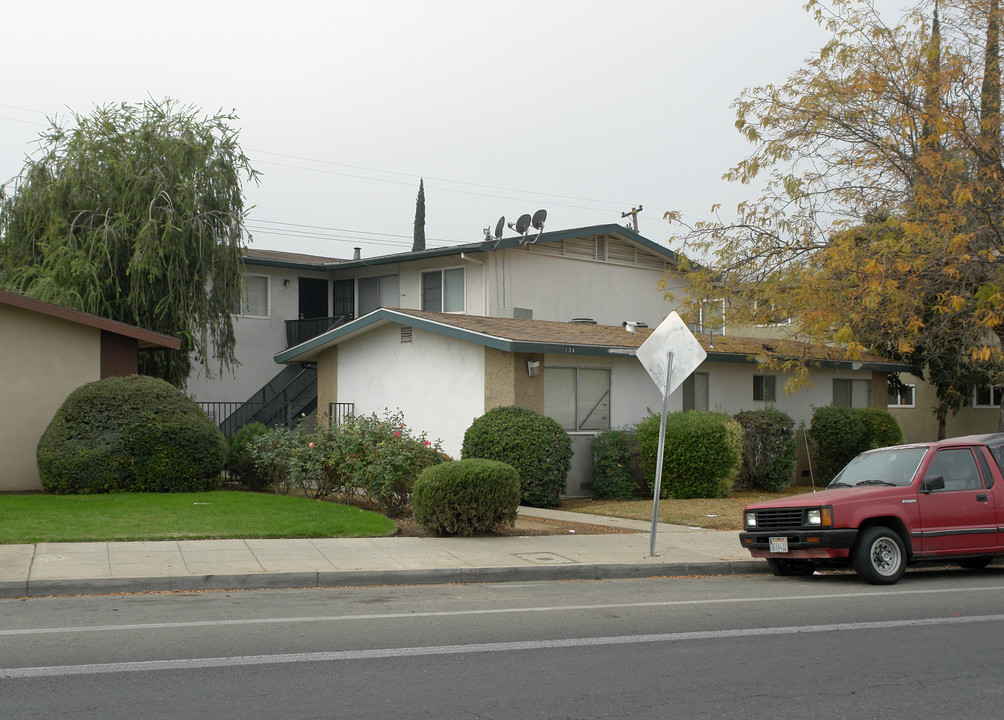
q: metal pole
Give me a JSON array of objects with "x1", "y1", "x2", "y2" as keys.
[{"x1": 650, "y1": 351, "x2": 673, "y2": 556}]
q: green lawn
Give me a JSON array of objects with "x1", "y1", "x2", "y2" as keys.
[{"x1": 0, "y1": 492, "x2": 397, "y2": 544}]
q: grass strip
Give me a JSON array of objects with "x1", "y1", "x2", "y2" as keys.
[{"x1": 0, "y1": 491, "x2": 397, "y2": 543}]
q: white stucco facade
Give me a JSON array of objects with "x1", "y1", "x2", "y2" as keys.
[{"x1": 334, "y1": 324, "x2": 486, "y2": 458}]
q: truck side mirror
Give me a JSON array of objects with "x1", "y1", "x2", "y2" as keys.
[{"x1": 922, "y1": 475, "x2": 945, "y2": 493}]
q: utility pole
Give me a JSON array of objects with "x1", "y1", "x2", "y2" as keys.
[{"x1": 621, "y1": 205, "x2": 642, "y2": 232}]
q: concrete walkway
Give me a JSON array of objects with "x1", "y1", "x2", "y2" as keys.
[{"x1": 0, "y1": 508, "x2": 765, "y2": 598}]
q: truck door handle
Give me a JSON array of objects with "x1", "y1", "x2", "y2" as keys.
[{"x1": 976, "y1": 494, "x2": 988, "y2": 502}]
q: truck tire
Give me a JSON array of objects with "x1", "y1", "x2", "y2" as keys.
[
  {"x1": 766, "y1": 558, "x2": 816, "y2": 576},
  {"x1": 852, "y1": 526, "x2": 906, "y2": 584}
]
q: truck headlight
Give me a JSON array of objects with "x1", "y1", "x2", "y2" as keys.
[
  {"x1": 806, "y1": 507, "x2": 832, "y2": 527},
  {"x1": 745, "y1": 512, "x2": 757, "y2": 528}
]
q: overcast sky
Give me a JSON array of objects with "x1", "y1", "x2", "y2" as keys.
[{"x1": 1, "y1": 1, "x2": 907, "y2": 260}]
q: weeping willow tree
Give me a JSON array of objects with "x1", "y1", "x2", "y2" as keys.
[{"x1": 0, "y1": 98, "x2": 260, "y2": 387}]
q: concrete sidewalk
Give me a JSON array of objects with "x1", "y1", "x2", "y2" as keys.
[{"x1": 0, "y1": 508, "x2": 765, "y2": 598}]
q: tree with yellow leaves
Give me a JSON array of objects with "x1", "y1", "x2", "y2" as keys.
[{"x1": 669, "y1": 0, "x2": 1004, "y2": 437}]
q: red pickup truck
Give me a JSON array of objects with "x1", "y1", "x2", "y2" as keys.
[{"x1": 740, "y1": 433, "x2": 1004, "y2": 584}]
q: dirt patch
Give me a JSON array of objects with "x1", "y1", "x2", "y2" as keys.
[{"x1": 393, "y1": 514, "x2": 632, "y2": 538}]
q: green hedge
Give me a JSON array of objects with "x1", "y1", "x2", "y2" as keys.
[
  {"x1": 412, "y1": 459, "x2": 520, "y2": 536},
  {"x1": 37, "y1": 375, "x2": 225, "y2": 494},
  {"x1": 590, "y1": 429, "x2": 640, "y2": 499},
  {"x1": 810, "y1": 405, "x2": 904, "y2": 482},
  {"x1": 461, "y1": 406, "x2": 572, "y2": 508},
  {"x1": 636, "y1": 411, "x2": 742, "y2": 499},
  {"x1": 226, "y1": 422, "x2": 269, "y2": 489},
  {"x1": 734, "y1": 407, "x2": 797, "y2": 492}
]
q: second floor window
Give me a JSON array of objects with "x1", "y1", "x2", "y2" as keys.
[
  {"x1": 358, "y1": 275, "x2": 399, "y2": 316},
  {"x1": 975, "y1": 386, "x2": 1004, "y2": 408},
  {"x1": 421, "y1": 268, "x2": 465, "y2": 313},
  {"x1": 233, "y1": 275, "x2": 269, "y2": 318}
]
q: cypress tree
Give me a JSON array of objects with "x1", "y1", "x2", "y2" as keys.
[{"x1": 413, "y1": 178, "x2": 426, "y2": 252}]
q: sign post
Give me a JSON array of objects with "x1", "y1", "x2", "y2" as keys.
[{"x1": 636, "y1": 312, "x2": 707, "y2": 556}]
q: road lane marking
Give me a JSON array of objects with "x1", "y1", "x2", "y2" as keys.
[
  {"x1": 5, "y1": 584, "x2": 1004, "y2": 637},
  {"x1": 3, "y1": 614, "x2": 1003, "y2": 679}
]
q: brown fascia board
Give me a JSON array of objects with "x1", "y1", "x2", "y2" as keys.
[{"x1": 0, "y1": 289, "x2": 181, "y2": 350}]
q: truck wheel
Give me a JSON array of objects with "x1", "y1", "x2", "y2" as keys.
[
  {"x1": 852, "y1": 526, "x2": 906, "y2": 584},
  {"x1": 766, "y1": 558, "x2": 816, "y2": 576}
]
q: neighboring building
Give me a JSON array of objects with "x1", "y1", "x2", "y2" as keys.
[
  {"x1": 0, "y1": 289, "x2": 181, "y2": 492},
  {"x1": 275, "y1": 309, "x2": 913, "y2": 495},
  {"x1": 185, "y1": 224, "x2": 686, "y2": 426}
]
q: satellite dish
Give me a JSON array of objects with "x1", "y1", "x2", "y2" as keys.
[
  {"x1": 494, "y1": 216, "x2": 505, "y2": 240},
  {"x1": 514, "y1": 213, "x2": 532, "y2": 235},
  {"x1": 531, "y1": 209, "x2": 547, "y2": 230}
]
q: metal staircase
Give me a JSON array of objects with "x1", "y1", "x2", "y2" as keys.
[{"x1": 218, "y1": 365, "x2": 317, "y2": 437}]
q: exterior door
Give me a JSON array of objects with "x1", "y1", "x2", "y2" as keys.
[{"x1": 917, "y1": 447, "x2": 998, "y2": 553}]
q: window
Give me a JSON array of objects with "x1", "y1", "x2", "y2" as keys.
[
  {"x1": 753, "y1": 375, "x2": 776, "y2": 403},
  {"x1": 699, "y1": 299, "x2": 725, "y2": 334},
  {"x1": 833, "y1": 378, "x2": 872, "y2": 407},
  {"x1": 924, "y1": 448, "x2": 983, "y2": 491},
  {"x1": 544, "y1": 367, "x2": 611, "y2": 431},
  {"x1": 975, "y1": 386, "x2": 1004, "y2": 408},
  {"x1": 421, "y1": 268, "x2": 465, "y2": 313},
  {"x1": 233, "y1": 275, "x2": 268, "y2": 317},
  {"x1": 683, "y1": 372, "x2": 709, "y2": 411},
  {"x1": 887, "y1": 385, "x2": 915, "y2": 408},
  {"x1": 358, "y1": 275, "x2": 399, "y2": 316}
]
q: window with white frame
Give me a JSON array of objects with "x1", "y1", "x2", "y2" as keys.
[
  {"x1": 975, "y1": 385, "x2": 1004, "y2": 408},
  {"x1": 233, "y1": 274, "x2": 269, "y2": 317},
  {"x1": 833, "y1": 378, "x2": 872, "y2": 407},
  {"x1": 753, "y1": 300, "x2": 791, "y2": 327},
  {"x1": 543, "y1": 367, "x2": 611, "y2": 431},
  {"x1": 887, "y1": 384, "x2": 915, "y2": 408},
  {"x1": 683, "y1": 372, "x2": 710, "y2": 411},
  {"x1": 699, "y1": 299, "x2": 725, "y2": 334},
  {"x1": 421, "y1": 268, "x2": 465, "y2": 313},
  {"x1": 753, "y1": 375, "x2": 777, "y2": 402},
  {"x1": 358, "y1": 275, "x2": 400, "y2": 316}
]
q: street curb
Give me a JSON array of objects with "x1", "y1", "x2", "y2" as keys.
[{"x1": 0, "y1": 560, "x2": 769, "y2": 599}]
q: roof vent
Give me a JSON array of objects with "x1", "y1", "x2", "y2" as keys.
[
  {"x1": 622, "y1": 321, "x2": 648, "y2": 332},
  {"x1": 401, "y1": 327, "x2": 413, "y2": 343},
  {"x1": 353, "y1": 247, "x2": 361, "y2": 260},
  {"x1": 570, "y1": 318, "x2": 597, "y2": 325}
]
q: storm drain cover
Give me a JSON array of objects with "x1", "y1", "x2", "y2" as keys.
[{"x1": 514, "y1": 552, "x2": 575, "y2": 565}]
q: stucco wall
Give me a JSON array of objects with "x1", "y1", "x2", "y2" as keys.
[
  {"x1": 1, "y1": 306, "x2": 101, "y2": 491},
  {"x1": 334, "y1": 323, "x2": 485, "y2": 458},
  {"x1": 316, "y1": 345, "x2": 338, "y2": 422},
  {"x1": 186, "y1": 266, "x2": 328, "y2": 403},
  {"x1": 889, "y1": 371, "x2": 1003, "y2": 443}
]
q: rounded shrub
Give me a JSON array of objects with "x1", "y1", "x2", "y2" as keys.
[
  {"x1": 858, "y1": 407, "x2": 904, "y2": 449},
  {"x1": 809, "y1": 405, "x2": 867, "y2": 482},
  {"x1": 591, "y1": 429, "x2": 641, "y2": 499},
  {"x1": 461, "y1": 405, "x2": 572, "y2": 508},
  {"x1": 37, "y1": 375, "x2": 226, "y2": 494},
  {"x1": 412, "y1": 459, "x2": 520, "y2": 536},
  {"x1": 636, "y1": 411, "x2": 742, "y2": 499},
  {"x1": 226, "y1": 422, "x2": 269, "y2": 490},
  {"x1": 734, "y1": 407, "x2": 797, "y2": 492}
]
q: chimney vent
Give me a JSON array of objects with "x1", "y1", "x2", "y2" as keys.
[{"x1": 352, "y1": 247, "x2": 361, "y2": 260}]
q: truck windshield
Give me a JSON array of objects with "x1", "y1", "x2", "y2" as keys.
[{"x1": 828, "y1": 447, "x2": 928, "y2": 488}]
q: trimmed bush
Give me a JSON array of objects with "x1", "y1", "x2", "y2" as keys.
[
  {"x1": 858, "y1": 407, "x2": 904, "y2": 449},
  {"x1": 37, "y1": 375, "x2": 225, "y2": 494},
  {"x1": 412, "y1": 459, "x2": 520, "y2": 536},
  {"x1": 810, "y1": 405, "x2": 905, "y2": 482},
  {"x1": 734, "y1": 407, "x2": 797, "y2": 492},
  {"x1": 461, "y1": 406, "x2": 572, "y2": 508},
  {"x1": 591, "y1": 429, "x2": 640, "y2": 499},
  {"x1": 227, "y1": 422, "x2": 269, "y2": 489},
  {"x1": 636, "y1": 411, "x2": 742, "y2": 499}
]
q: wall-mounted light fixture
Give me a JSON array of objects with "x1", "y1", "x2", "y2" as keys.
[
  {"x1": 527, "y1": 360, "x2": 541, "y2": 377},
  {"x1": 282, "y1": 279, "x2": 290, "y2": 287}
]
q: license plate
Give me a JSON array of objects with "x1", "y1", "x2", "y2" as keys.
[{"x1": 769, "y1": 536, "x2": 789, "y2": 553}]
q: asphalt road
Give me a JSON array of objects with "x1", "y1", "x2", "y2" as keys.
[{"x1": 3, "y1": 567, "x2": 1004, "y2": 719}]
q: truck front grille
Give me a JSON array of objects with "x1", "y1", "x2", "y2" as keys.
[{"x1": 753, "y1": 508, "x2": 804, "y2": 530}]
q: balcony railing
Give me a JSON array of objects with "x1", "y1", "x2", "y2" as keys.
[{"x1": 285, "y1": 316, "x2": 347, "y2": 349}]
